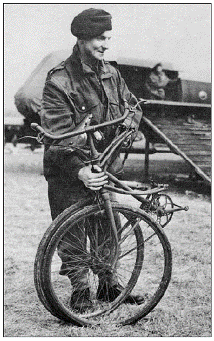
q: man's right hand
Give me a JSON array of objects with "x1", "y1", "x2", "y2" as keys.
[{"x1": 78, "y1": 165, "x2": 108, "y2": 191}]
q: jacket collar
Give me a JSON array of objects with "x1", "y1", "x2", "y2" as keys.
[{"x1": 65, "y1": 44, "x2": 112, "y2": 78}]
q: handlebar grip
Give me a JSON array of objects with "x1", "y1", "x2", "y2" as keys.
[
  {"x1": 31, "y1": 123, "x2": 39, "y2": 131},
  {"x1": 31, "y1": 123, "x2": 45, "y2": 134}
]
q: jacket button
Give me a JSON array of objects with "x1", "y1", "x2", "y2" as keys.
[{"x1": 82, "y1": 106, "x2": 85, "y2": 110}]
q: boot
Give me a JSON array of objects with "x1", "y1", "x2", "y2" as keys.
[{"x1": 97, "y1": 282, "x2": 145, "y2": 305}]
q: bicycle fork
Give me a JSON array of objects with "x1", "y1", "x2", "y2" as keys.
[{"x1": 100, "y1": 187, "x2": 119, "y2": 269}]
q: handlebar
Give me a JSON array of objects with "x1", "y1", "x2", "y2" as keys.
[
  {"x1": 31, "y1": 108, "x2": 129, "y2": 140},
  {"x1": 31, "y1": 98, "x2": 148, "y2": 141}
]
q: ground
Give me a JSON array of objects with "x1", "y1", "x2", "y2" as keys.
[{"x1": 4, "y1": 144, "x2": 211, "y2": 336}]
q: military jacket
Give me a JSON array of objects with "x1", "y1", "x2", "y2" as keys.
[{"x1": 41, "y1": 44, "x2": 142, "y2": 181}]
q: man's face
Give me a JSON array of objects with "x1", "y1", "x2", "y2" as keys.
[
  {"x1": 157, "y1": 66, "x2": 163, "y2": 73},
  {"x1": 82, "y1": 30, "x2": 112, "y2": 61}
]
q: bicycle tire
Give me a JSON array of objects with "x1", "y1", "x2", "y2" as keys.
[
  {"x1": 34, "y1": 197, "x2": 92, "y2": 322},
  {"x1": 34, "y1": 203, "x2": 172, "y2": 326},
  {"x1": 34, "y1": 203, "x2": 144, "y2": 325}
]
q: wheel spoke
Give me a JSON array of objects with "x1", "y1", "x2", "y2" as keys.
[{"x1": 35, "y1": 202, "x2": 172, "y2": 326}]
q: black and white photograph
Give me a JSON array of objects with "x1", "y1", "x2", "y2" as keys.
[{"x1": 4, "y1": 3, "x2": 211, "y2": 337}]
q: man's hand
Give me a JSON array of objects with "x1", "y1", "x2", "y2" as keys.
[
  {"x1": 123, "y1": 112, "x2": 138, "y2": 131},
  {"x1": 78, "y1": 165, "x2": 108, "y2": 191}
]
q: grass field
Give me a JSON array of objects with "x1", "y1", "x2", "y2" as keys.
[{"x1": 4, "y1": 145, "x2": 211, "y2": 336}]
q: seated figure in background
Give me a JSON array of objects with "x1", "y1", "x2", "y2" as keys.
[{"x1": 145, "y1": 63, "x2": 171, "y2": 100}]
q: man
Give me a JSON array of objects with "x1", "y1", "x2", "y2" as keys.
[
  {"x1": 145, "y1": 63, "x2": 170, "y2": 100},
  {"x1": 41, "y1": 8, "x2": 143, "y2": 312}
]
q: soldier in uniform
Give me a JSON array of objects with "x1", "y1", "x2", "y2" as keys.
[{"x1": 41, "y1": 8, "x2": 144, "y2": 311}]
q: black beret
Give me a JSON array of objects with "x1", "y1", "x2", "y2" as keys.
[{"x1": 71, "y1": 8, "x2": 112, "y2": 39}]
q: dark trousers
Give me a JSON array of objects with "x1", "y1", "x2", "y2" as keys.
[{"x1": 48, "y1": 177, "x2": 120, "y2": 290}]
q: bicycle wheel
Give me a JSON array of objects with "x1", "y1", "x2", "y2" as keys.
[
  {"x1": 34, "y1": 197, "x2": 92, "y2": 320},
  {"x1": 34, "y1": 203, "x2": 172, "y2": 326}
]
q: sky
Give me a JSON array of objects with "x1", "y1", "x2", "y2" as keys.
[{"x1": 4, "y1": 3, "x2": 211, "y2": 113}]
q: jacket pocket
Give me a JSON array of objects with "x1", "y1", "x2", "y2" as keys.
[{"x1": 68, "y1": 92, "x2": 99, "y2": 124}]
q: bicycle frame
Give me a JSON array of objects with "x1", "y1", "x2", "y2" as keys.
[
  {"x1": 30, "y1": 99, "x2": 192, "y2": 327},
  {"x1": 31, "y1": 99, "x2": 188, "y2": 266}
]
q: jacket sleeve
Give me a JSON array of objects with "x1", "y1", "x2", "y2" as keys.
[
  {"x1": 41, "y1": 79, "x2": 75, "y2": 135},
  {"x1": 115, "y1": 69, "x2": 142, "y2": 130},
  {"x1": 41, "y1": 79, "x2": 86, "y2": 180}
]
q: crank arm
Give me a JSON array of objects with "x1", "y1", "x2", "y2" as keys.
[{"x1": 164, "y1": 206, "x2": 189, "y2": 214}]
